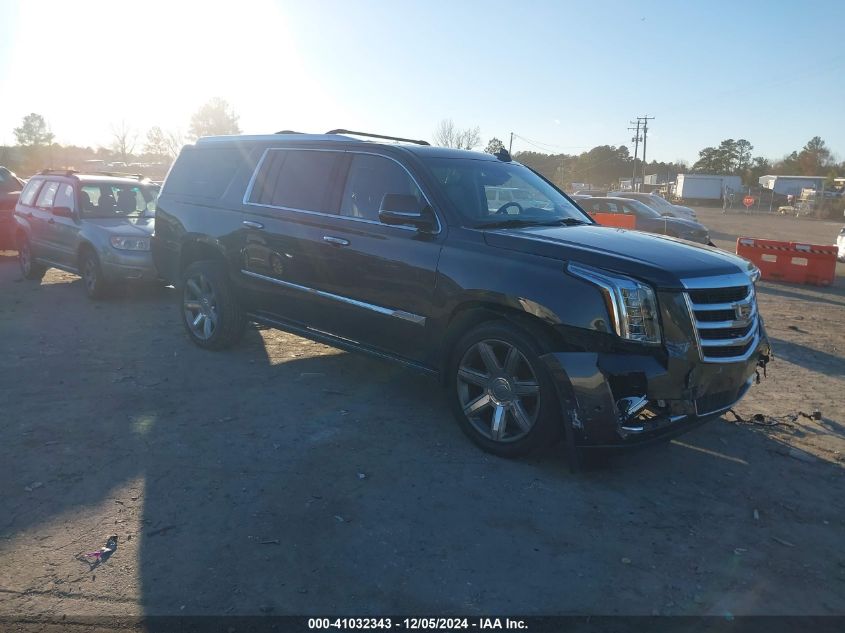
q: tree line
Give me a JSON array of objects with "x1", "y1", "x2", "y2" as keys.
[
  {"x1": 690, "y1": 136, "x2": 840, "y2": 187},
  {"x1": 0, "y1": 98, "x2": 241, "y2": 178}
]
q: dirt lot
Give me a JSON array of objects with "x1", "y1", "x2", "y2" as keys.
[{"x1": 1, "y1": 208, "x2": 844, "y2": 620}]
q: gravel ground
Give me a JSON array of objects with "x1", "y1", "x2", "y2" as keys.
[{"x1": 1, "y1": 208, "x2": 843, "y2": 621}]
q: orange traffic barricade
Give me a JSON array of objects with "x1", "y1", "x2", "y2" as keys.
[
  {"x1": 736, "y1": 237, "x2": 837, "y2": 286},
  {"x1": 589, "y1": 212, "x2": 636, "y2": 229}
]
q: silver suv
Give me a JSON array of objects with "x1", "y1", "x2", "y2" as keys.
[{"x1": 14, "y1": 170, "x2": 160, "y2": 298}]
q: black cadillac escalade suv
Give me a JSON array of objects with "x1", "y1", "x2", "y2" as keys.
[{"x1": 153, "y1": 130, "x2": 770, "y2": 458}]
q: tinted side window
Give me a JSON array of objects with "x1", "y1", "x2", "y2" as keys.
[
  {"x1": 250, "y1": 149, "x2": 343, "y2": 213},
  {"x1": 340, "y1": 154, "x2": 422, "y2": 222},
  {"x1": 164, "y1": 148, "x2": 241, "y2": 199},
  {"x1": 19, "y1": 179, "x2": 43, "y2": 206},
  {"x1": 35, "y1": 181, "x2": 60, "y2": 208}
]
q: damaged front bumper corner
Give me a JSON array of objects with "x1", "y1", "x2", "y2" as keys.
[{"x1": 541, "y1": 336, "x2": 771, "y2": 448}]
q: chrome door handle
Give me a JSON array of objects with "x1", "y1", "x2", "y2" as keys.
[
  {"x1": 242, "y1": 220, "x2": 264, "y2": 230},
  {"x1": 322, "y1": 236, "x2": 349, "y2": 246}
]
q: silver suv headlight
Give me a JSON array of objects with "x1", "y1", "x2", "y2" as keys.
[
  {"x1": 568, "y1": 262, "x2": 661, "y2": 344},
  {"x1": 110, "y1": 236, "x2": 150, "y2": 251}
]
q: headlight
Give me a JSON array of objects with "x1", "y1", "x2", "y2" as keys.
[
  {"x1": 110, "y1": 236, "x2": 150, "y2": 251},
  {"x1": 748, "y1": 265, "x2": 761, "y2": 284},
  {"x1": 568, "y1": 262, "x2": 661, "y2": 344}
]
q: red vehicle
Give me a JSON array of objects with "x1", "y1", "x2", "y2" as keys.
[{"x1": 0, "y1": 167, "x2": 26, "y2": 250}]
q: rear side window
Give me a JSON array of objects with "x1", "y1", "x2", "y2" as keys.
[
  {"x1": 19, "y1": 179, "x2": 43, "y2": 206},
  {"x1": 249, "y1": 149, "x2": 343, "y2": 213},
  {"x1": 164, "y1": 148, "x2": 241, "y2": 199},
  {"x1": 35, "y1": 181, "x2": 60, "y2": 208}
]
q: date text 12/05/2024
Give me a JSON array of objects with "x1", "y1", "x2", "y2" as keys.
[{"x1": 307, "y1": 618, "x2": 527, "y2": 630}]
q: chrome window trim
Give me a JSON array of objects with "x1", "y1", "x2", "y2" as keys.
[
  {"x1": 242, "y1": 147, "x2": 442, "y2": 235},
  {"x1": 240, "y1": 269, "x2": 426, "y2": 326}
]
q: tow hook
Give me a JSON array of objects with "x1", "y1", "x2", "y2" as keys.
[{"x1": 755, "y1": 352, "x2": 771, "y2": 384}]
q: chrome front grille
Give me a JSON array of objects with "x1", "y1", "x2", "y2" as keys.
[{"x1": 683, "y1": 276, "x2": 760, "y2": 363}]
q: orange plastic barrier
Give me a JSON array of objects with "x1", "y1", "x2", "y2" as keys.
[
  {"x1": 736, "y1": 237, "x2": 837, "y2": 286},
  {"x1": 589, "y1": 212, "x2": 636, "y2": 229}
]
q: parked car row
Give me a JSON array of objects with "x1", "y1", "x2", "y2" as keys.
[
  {"x1": 573, "y1": 195, "x2": 711, "y2": 244},
  {"x1": 13, "y1": 131, "x2": 770, "y2": 461}
]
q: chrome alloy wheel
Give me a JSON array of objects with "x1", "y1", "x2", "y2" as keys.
[
  {"x1": 183, "y1": 273, "x2": 219, "y2": 341},
  {"x1": 456, "y1": 339, "x2": 541, "y2": 443}
]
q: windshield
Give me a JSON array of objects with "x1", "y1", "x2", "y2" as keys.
[
  {"x1": 624, "y1": 199, "x2": 663, "y2": 218},
  {"x1": 80, "y1": 182, "x2": 159, "y2": 218},
  {"x1": 644, "y1": 194, "x2": 674, "y2": 212},
  {"x1": 421, "y1": 158, "x2": 588, "y2": 227}
]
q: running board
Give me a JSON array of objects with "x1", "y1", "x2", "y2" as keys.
[{"x1": 246, "y1": 312, "x2": 437, "y2": 376}]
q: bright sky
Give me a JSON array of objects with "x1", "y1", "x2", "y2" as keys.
[{"x1": 1, "y1": 0, "x2": 843, "y2": 163}]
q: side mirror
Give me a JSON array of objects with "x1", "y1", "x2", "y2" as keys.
[
  {"x1": 52, "y1": 206, "x2": 74, "y2": 218},
  {"x1": 379, "y1": 194, "x2": 436, "y2": 231}
]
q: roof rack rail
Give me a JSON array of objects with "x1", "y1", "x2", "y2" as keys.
[
  {"x1": 38, "y1": 169, "x2": 78, "y2": 176},
  {"x1": 87, "y1": 171, "x2": 148, "y2": 180},
  {"x1": 325, "y1": 129, "x2": 430, "y2": 146}
]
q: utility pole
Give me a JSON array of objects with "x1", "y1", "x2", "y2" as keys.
[
  {"x1": 640, "y1": 115, "x2": 655, "y2": 185},
  {"x1": 508, "y1": 132, "x2": 513, "y2": 154},
  {"x1": 628, "y1": 120, "x2": 641, "y2": 191}
]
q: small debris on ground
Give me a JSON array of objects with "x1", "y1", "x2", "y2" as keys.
[
  {"x1": 334, "y1": 515, "x2": 346, "y2": 523},
  {"x1": 357, "y1": 472, "x2": 366, "y2": 480},
  {"x1": 772, "y1": 536, "x2": 796, "y2": 548},
  {"x1": 24, "y1": 481, "x2": 43, "y2": 492},
  {"x1": 79, "y1": 535, "x2": 118, "y2": 566},
  {"x1": 753, "y1": 509, "x2": 760, "y2": 521},
  {"x1": 621, "y1": 557, "x2": 631, "y2": 564}
]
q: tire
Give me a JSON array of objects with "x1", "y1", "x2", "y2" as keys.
[
  {"x1": 79, "y1": 248, "x2": 109, "y2": 299},
  {"x1": 180, "y1": 260, "x2": 246, "y2": 350},
  {"x1": 447, "y1": 320, "x2": 562, "y2": 458},
  {"x1": 17, "y1": 234, "x2": 46, "y2": 280}
]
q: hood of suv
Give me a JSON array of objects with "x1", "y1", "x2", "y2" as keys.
[
  {"x1": 86, "y1": 216, "x2": 154, "y2": 237},
  {"x1": 483, "y1": 224, "x2": 749, "y2": 289}
]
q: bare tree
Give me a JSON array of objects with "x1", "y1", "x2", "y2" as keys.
[
  {"x1": 164, "y1": 129, "x2": 185, "y2": 160},
  {"x1": 433, "y1": 119, "x2": 457, "y2": 148},
  {"x1": 433, "y1": 119, "x2": 481, "y2": 150},
  {"x1": 111, "y1": 120, "x2": 137, "y2": 163}
]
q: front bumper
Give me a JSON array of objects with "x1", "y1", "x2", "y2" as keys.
[
  {"x1": 541, "y1": 301, "x2": 770, "y2": 448},
  {"x1": 100, "y1": 248, "x2": 159, "y2": 282}
]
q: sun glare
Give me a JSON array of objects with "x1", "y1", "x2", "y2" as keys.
[{"x1": 3, "y1": 0, "x2": 332, "y2": 145}]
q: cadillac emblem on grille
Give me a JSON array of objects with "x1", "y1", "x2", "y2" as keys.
[{"x1": 734, "y1": 301, "x2": 753, "y2": 323}]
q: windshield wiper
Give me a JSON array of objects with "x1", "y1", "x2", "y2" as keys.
[
  {"x1": 479, "y1": 217, "x2": 589, "y2": 229},
  {"x1": 541, "y1": 218, "x2": 590, "y2": 226}
]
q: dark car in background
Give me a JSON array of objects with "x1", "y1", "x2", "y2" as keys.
[
  {"x1": 574, "y1": 195, "x2": 711, "y2": 244},
  {"x1": 152, "y1": 130, "x2": 769, "y2": 459},
  {"x1": 608, "y1": 191, "x2": 698, "y2": 221},
  {"x1": 0, "y1": 167, "x2": 26, "y2": 250},
  {"x1": 14, "y1": 170, "x2": 160, "y2": 298}
]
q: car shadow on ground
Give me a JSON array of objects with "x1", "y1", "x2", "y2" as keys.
[
  {"x1": 1, "y1": 269, "x2": 844, "y2": 616},
  {"x1": 768, "y1": 337, "x2": 845, "y2": 377},
  {"x1": 756, "y1": 282, "x2": 845, "y2": 307}
]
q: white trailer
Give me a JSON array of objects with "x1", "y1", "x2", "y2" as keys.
[
  {"x1": 675, "y1": 174, "x2": 742, "y2": 201},
  {"x1": 759, "y1": 175, "x2": 826, "y2": 196}
]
